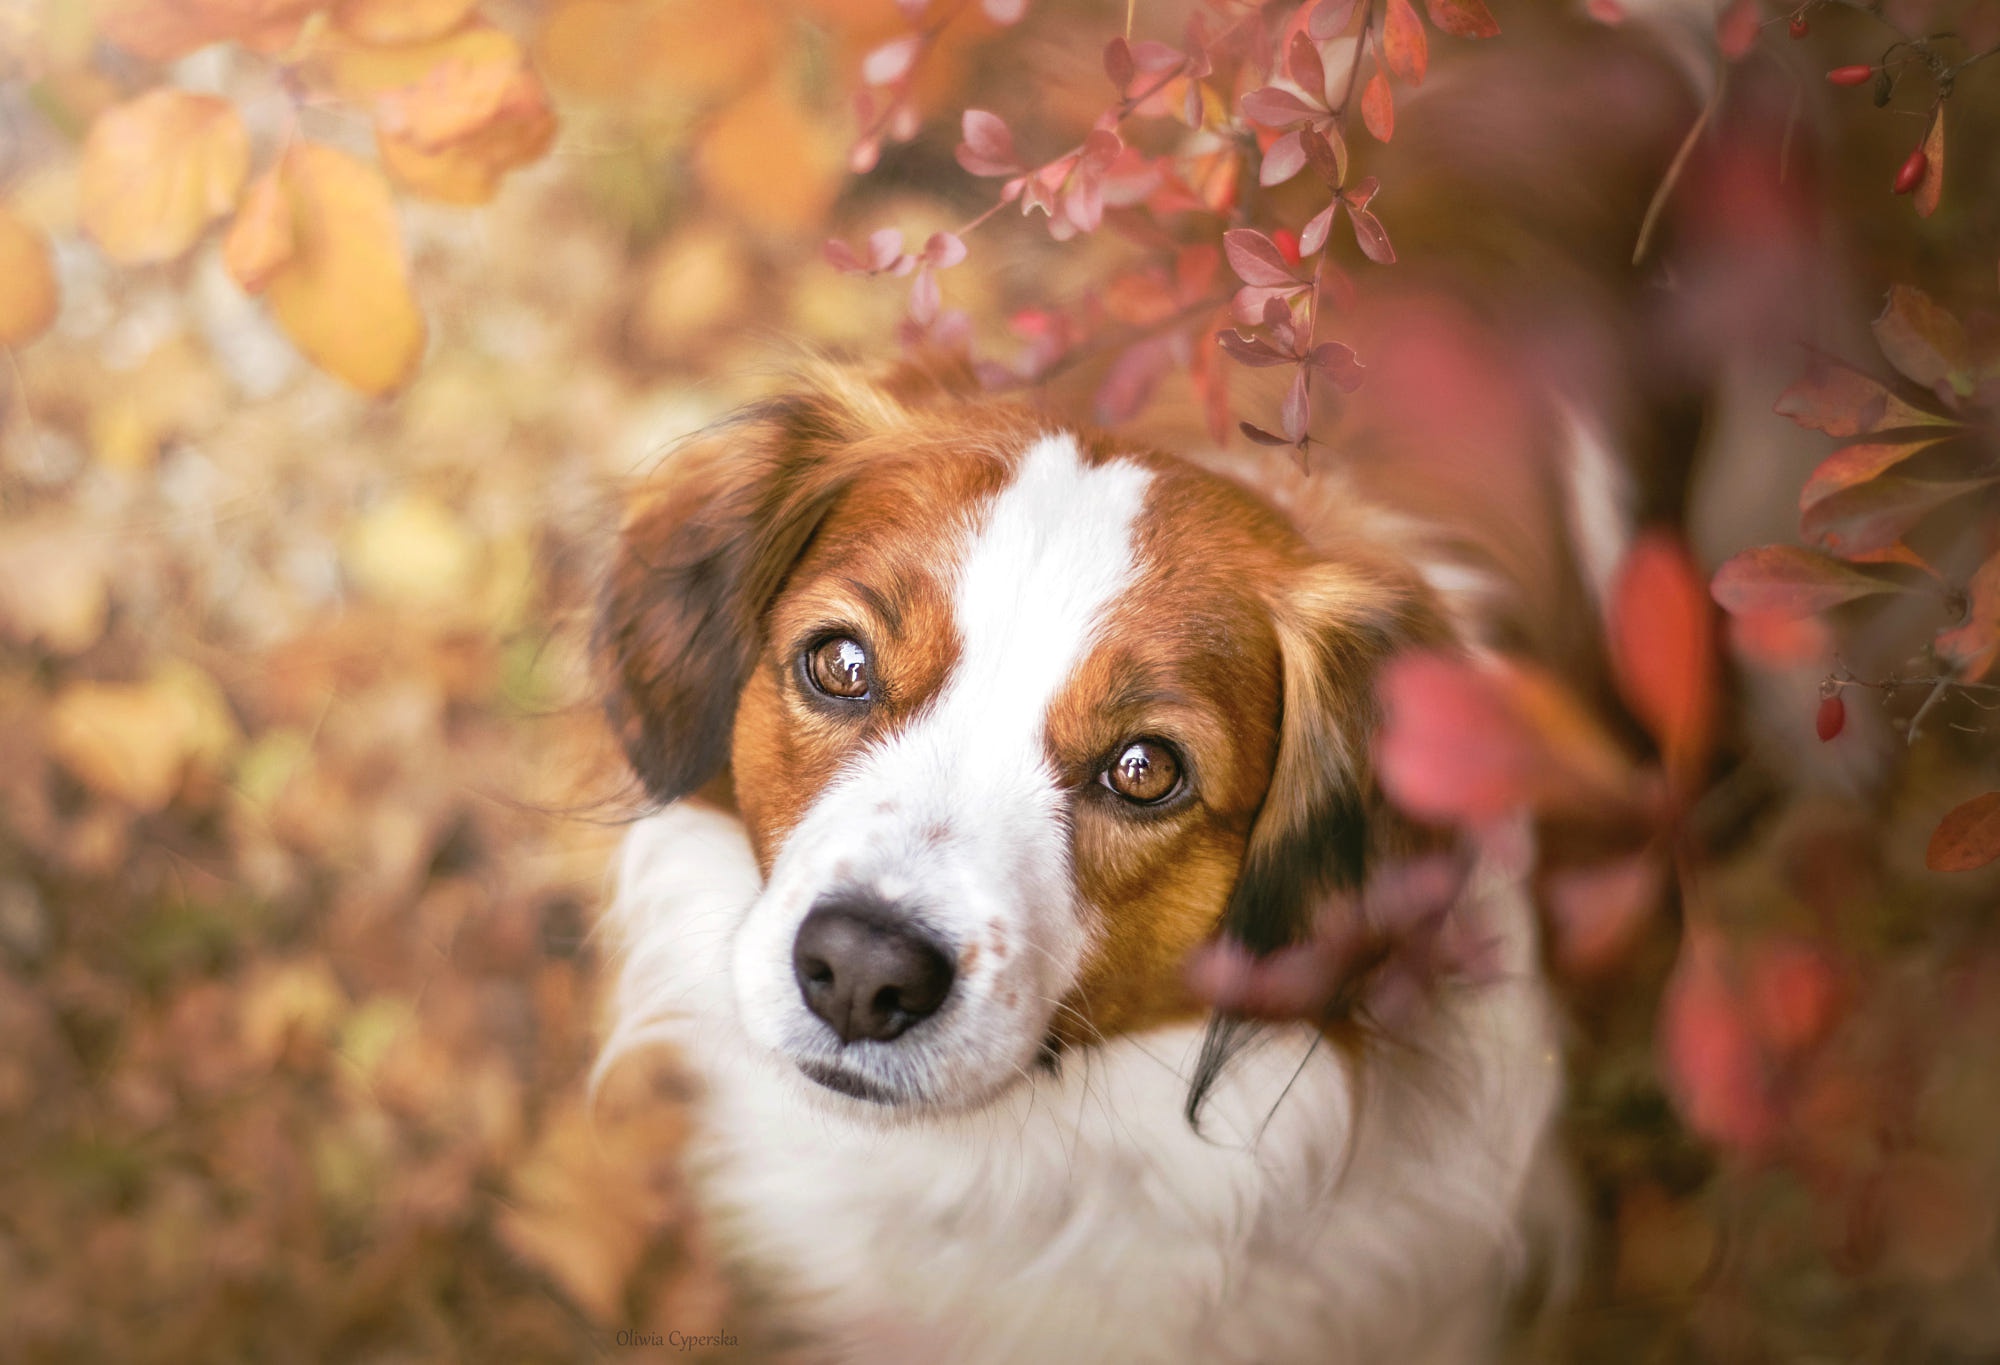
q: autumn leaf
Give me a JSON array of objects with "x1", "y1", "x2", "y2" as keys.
[
  {"x1": 374, "y1": 40, "x2": 557, "y2": 205},
  {"x1": 1545, "y1": 850, "x2": 1664, "y2": 977},
  {"x1": 228, "y1": 143, "x2": 426, "y2": 396},
  {"x1": 1935, "y1": 553, "x2": 2000, "y2": 681},
  {"x1": 1799, "y1": 436, "x2": 1951, "y2": 510},
  {"x1": 1424, "y1": 0, "x2": 1499, "y2": 38},
  {"x1": 331, "y1": 0, "x2": 477, "y2": 45},
  {"x1": 1710, "y1": 545, "x2": 1903, "y2": 618},
  {"x1": 1744, "y1": 938, "x2": 1843, "y2": 1056},
  {"x1": 534, "y1": 0, "x2": 780, "y2": 104},
  {"x1": 694, "y1": 78, "x2": 849, "y2": 234},
  {"x1": 1609, "y1": 535, "x2": 1715, "y2": 792},
  {"x1": 92, "y1": 0, "x2": 324, "y2": 62},
  {"x1": 1383, "y1": 0, "x2": 1428, "y2": 85},
  {"x1": 1873, "y1": 285, "x2": 1973, "y2": 398},
  {"x1": 222, "y1": 170, "x2": 294, "y2": 292},
  {"x1": 1926, "y1": 792, "x2": 2000, "y2": 872},
  {"x1": 0, "y1": 205, "x2": 58, "y2": 345},
  {"x1": 80, "y1": 90, "x2": 249, "y2": 264},
  {"x1": 1377, "y1": 652, "x2": 1638, "y2": 823},
  {"x1": 1661, "y1": 926, "x2": 1779, "y2": 1153},
  {"x1": 47, "y1": 661, "x2": 240, "y2": 812},
  {"x1": 1913, "y1": 111, "x2": 1944, "y2": 220},
  {"x1": 1800, "y1": 476, "x2": 1996, "y2": 560},
  {"x1": 1774, "y1": 360, "x2": 1953, "y2": 438},
  {"x1": 1361, "y1": 69, "x2": 1394, "y2": 141}
]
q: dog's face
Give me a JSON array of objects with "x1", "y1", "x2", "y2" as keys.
[{"x1": 600, "y1": 370, "x2": 1444, "y2": 1112}]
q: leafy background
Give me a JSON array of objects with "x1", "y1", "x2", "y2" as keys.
[{"x1": 3, "y1": 1, "x2": 2000, "y2": 1361}]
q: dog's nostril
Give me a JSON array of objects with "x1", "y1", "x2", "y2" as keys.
[{"x1": 792, "y1": 899, "x2": 954, "y2": 1045}]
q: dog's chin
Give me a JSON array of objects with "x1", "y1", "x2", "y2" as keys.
[{"x1": 784, "y1": 1038, "x2": 1060, "y2": 1119}]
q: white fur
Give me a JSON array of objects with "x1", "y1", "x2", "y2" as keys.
[
  {"x1": 604, "y1": 803, "x2": 1564, "y2": 1364},
  {"x1": 726, "y1": 433, "x2": 1152, "y2": 1110}
]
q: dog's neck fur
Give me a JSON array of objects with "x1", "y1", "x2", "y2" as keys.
[{"x1": 602, "y1": 800, "x2": 1566, "y2": 1365}]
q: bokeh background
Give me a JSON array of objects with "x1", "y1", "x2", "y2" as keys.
[{"x1": 3, "y1": 0, "x2": 2000, "y2": 1360}]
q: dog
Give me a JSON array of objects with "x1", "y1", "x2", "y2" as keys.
[{"x1": 592, "y1": 360, "x2": 1572, "y2": 1364}]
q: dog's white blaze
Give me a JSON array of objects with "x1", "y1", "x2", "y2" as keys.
[{"x1": 726, "y1": 432, "x2": 1153, "y2": 1104}]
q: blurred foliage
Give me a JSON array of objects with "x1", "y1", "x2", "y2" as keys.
[{"x1": 2, "y1": 0, "x2": 2000, "y2": 1362}]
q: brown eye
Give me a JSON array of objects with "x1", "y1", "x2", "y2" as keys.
[
  {"x1": 1103, "y1": 740, "x2": 1180, "y2": 805},
  {"x1": 805, "y1": 636, "x2": 871, "y2": 700}
]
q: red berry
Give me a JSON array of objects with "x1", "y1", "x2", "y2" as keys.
[
  {"x1": 1816, "y1": 694, "x2": 1846, "y2": 741},
  {"x1": 1789, "y1": 13, "x2": 1808, "y2": 37},
  {"x1": 1826, "y1": 65, "x2": 1874, "y2": 86},
  {"x1": 1893, "y1": 148, "x2": 1928, "y2": 195}
]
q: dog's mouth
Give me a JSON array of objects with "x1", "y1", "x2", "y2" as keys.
[{"x1": 795, "y1": 1058, "x2": 907, "y2": 1105}]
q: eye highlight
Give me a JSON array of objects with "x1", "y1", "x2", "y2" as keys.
[
  {"x1": 1102, "y1": 739, "x2": 1181, "y2": 805},
  {"x1": 804, "y1": 636, "x2": 872, "y2": 700}
]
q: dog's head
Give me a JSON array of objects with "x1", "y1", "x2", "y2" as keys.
[{"x1": 599, "y1": 365, "x2": 1450, "y2": 1113}]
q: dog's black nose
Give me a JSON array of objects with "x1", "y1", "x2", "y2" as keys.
[{"x1": 793, "y1": 899, "x2": 954, "y2": 1044}]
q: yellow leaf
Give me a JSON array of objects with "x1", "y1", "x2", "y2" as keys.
[
  {"x1": 300, "y1": 19, "x2": 518, "y2": 100},
  {"x1": 341, "y1": 492, "x2": 479, "y2": 607},
  {"x1": 0, "y1": 205, "x2": 58, "y2": 345},
  {"x1": 534, "y1": 0, "x2": 779, "y2": 104},
  {"x1": 80, "y1": 89, "x2": 248, "y2": 264},
  {"x1": 329, "y1": 0, "x2": 476, "y2": 45},
  {"x1": 247, "y1": 142, "x2": 425, "y2": 394},
  {"x1": 694, "y1": 78, "x2": 848, "y2": 235},
  {"x1": 221, "y1": 168, "x2": 294, "y2": 292},
  {"x1": 48, "y1": 661, "x2": 240, "y2": 811},
  {"x1": 374, "y1": 44, "x2": 556, "y2": 204}
]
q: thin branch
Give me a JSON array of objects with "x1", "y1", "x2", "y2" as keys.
[{"x1": 1634, "y1": 65, "x2": 1729, "y2": 266}]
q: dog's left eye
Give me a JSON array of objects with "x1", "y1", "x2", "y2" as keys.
[
  {"x1": 1103, "y1": 740, "x2": 1181, "y2": 804},
  {"x1": 805, "y1": 636, "x2": 871, "y2": 700}
]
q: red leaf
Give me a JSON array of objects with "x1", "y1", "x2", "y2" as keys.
[
  {"x1": 865, "y1": 227, "x2": 907, "y2": 272},
  {"x1": 1424, "y1": 0, "x2": 1499, "y2": 38},
  {"x1": 1281, "y1": 367, "x2": 1310, "y2": 442},
  {"x1": 1800, "y1": 476, "x2": 1996, "y2": 560},
  {"x1": 1310, "y1": 0, "x2": 1360, "y2": 39},
  {"x1": 1799, "y1": 437, "x2": 1951, "y2": 510},
  {"x1": 1223, "y1": 228, "x2": 1297, "y2": 286},
  {"x1": 1914, "y1": 111, "x2": 1944, "y2": 219},
  {"x1": 1308, "y1": 341, "x2": 1363, "y2": 391},
  {"x1": 1259, "y1": 129, "x2": 1308, "y2": 186},
  {"x1": 921, "y1": 230, "x2": 966, "y2": 268},
  {"x1": 1218, "y1": 330, "x2": 1294, "y2": 367},
  {"x1": 1094, "y1": 337, "x2": 1173, "y2": 425},
  {"x1": 1662, "y1": 927, "x2": 1780, "y2": 1153},
  {"x1": 1301, "y1": 127, "x2": 1348, "y2": 185},
  {"x1": 1709, "y1": 545, "x2": 1901, "y2": 618},
  {"x1": 1376, "y1": 653, "x2": 1637, "y2": 823},
  {"x1": 1774, "y1": 359, "x2": 1951, "y2": 437},
  {"x1": 1241, "y1": 85, "x2": 1321, "y2": 128},
  {"x1": 1347, "y1": 203, "x2": 1396, "y2": 264},
  {"x1": 1927, "y1": 791, "x2": 2000, "y2": 871},
  {"x1": 1361, "y1": 70, "x2": 1394, "y2": 141},
  {"x1": 1745, "y1": 938, "x2": 1843, "y2": 1055},
  {"x1": 1609, "y1": 535, "x2": 1717, "y2": 792},
  {"x1": 1300, "y1": 199, "x2": 1339, "y2": 256},
  {"x1": 1545, "y1": 850, "x2": 1664, "y2": 976},
  {"x1": 1260, "y1": 295, "x2": 1298, "y2": 352},
  {"x1": 823, "y1": 238, "x2": 863, "y2": 272},
  {"x1": 1384, "y1": 0, "x2": 1428, "y2": 85},
  {"x1": 1128, "y1": 39, "x2": 1183, "y2": 72},
  {"x1": 1872, "y1": 285, "x2": 1972, "y2": 394},
  {"x1": 1104, "y1": 37, "x2": 1135, "y2": 90},
  {"x1": 956, "y1": 109, "x2": 1020, "y2": 176},
  {"x1": 1936, "y1": 553, "x2": 2000, "y2": 681},
  {"x1": 1715, "y1": 0, "x2": 1759, "y2": 61},
  {"x1": 1289, "y1": 33, "x2": 1327, "y2": 101}
]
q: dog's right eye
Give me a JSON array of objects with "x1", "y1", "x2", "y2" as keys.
[{"x1": 804, "y1": 636, "x2": 872, "y2": 700}]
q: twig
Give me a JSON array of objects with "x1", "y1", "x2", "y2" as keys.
[{"x1": 1634, "y1": 65, "x2": 1729, "y2": 266}]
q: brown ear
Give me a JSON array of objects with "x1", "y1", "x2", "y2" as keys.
[
  {"x1": 596, "y1": 373, "x2": 898, "y2": 803},
  {"x1": 1189, "y1": 554, "x2": 1454, "y2": 1117}
]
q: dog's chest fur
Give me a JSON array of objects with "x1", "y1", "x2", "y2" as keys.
[{"x1": 608, "y1": 803, "x2": 1564, "y2": 1365}]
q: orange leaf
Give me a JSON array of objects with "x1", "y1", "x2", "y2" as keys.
[
  {"x1": 1661, "y1": 926, "x2": 1779, "y2": 1153},
  {"x1": 1545, "y1": 850, "x2": 1664, "y2": 976},
  {"x1": 1377, "y1": 652, "x2": 1638, "y2": 823},
  {"x1": 533, "y1": 0, "x2": 781, "y2": 105},
  {"x1": 1360, "y1": 68, "x2": 1393, "y2": 141},
  {"x1": 694, "y1": 78, "x2": 849, "y2": 235},
  {"x1": 1914, "y1": 111, "x2": 1944, "y2": 220},
  {"x1": 79, "y1": 89, "x2": 249, "y2": 264},
  {"x1": 221, "y1": 170, "x2": 295, "y2": 293},
  {"x1": 0, "y1": 206, "x2": 59, "y2": 346},
  {"x1": 1609, "y1": 535, "x2": 1716, "y2": 791},
  {"x1": 1801, "y1": 475, "x2": 1996, "y2": 560},
  {"x1": 1383, "y1": 0, "x2": 1427, "y2": 85},
  {"x1": 1935, "y1": 553, "x2": 2000, "y2": 682},
  {"x1": 1709, "y1": 545, "x2": 1901, "y2": 618},
  {"x1": 246, "y1": 143, "x2": 426, "y2": 395},
  {"x1": 1799, "y1": 436, "x2": 1951, "y2": 510},
  {"x1": 1424, "y1": 0, "x2": 1498, "y2": 38},
  {"x1": 92, "y1": 0, "x2": 323, "y2": 61},
  {"x1": 1926, "y1": 791, "x2": 2000, "y2": 872},
  {"x1": 330, "y1": 0, "x2": 476, "y2": 45},
  {"x1": 1774, "y1": 359, "x2": 1953, "y2": 438},
  {"x1": 1873, "y1": 284, "x2": 1972, "y2": 395},
  {"x1": 374, "y1": 42, "x2": 557, "y2": 205},
  {"x1": 1744, "y1": 937, "x2": 1842, "y2": 1056}
]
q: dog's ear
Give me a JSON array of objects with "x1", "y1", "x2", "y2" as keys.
[
  {"x1": 1190, "y1": 554, "x2": 1455, "y2": 1116},
  {"x1": 597, "y1": 372, "x2": 899, "y2": 804}
]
